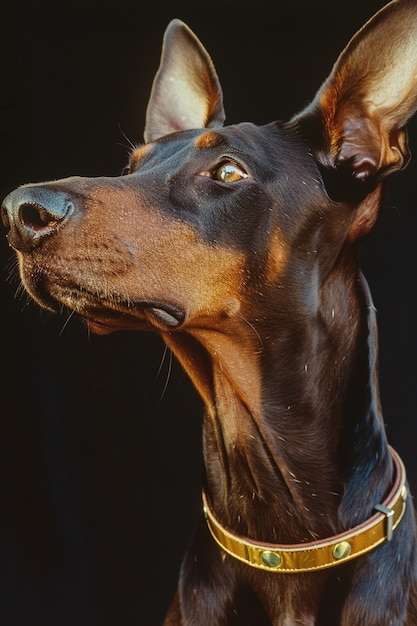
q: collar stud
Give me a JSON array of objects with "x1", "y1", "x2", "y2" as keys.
[{"x1": 203, "y1": 447, "x2": 407, "y2": 573}]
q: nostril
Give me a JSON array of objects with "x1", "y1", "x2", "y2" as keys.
[
  {"x1": 2, "y1": 186, "x2": 77, "y2": 251},
  {"x1": 19, "y1": 202, "x2": 63, "y2": 232}
]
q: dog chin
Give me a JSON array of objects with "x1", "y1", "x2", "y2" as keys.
[{"x1": 84, "y1": 319, "x2": 129, "y2": 335}]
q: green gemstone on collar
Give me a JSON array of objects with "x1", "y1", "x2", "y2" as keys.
[
  {"x1": 261, "y1": 551, "x2": 281, "y2": 567},
  {"x1": 332, "y1": 541, "x2": 352, "y2": 560}
]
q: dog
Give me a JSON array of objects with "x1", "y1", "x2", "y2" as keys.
[{"x1": 2, "y1": 0, "x2": 417, "y2": 623}]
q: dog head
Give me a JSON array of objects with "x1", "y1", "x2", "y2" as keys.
[{"x1": 2, "y1": 3, "x2": 417, "y2": 404}]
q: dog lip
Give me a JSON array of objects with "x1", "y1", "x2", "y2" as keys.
[
  {"x1": 139, "y1": 301, "x2": 186, "y2": 329},
  {"x1": 83, "y1": 300, "x2": 186, "y2": 332},
  {"x1": 20, "y1": 269, "x2": 187, "y2": 331}
]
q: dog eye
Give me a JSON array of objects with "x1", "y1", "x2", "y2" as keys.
[{"x1": 212, "y1": 161, "x2": 248, "y2": 182}]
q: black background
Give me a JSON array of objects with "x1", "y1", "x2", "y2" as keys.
[{"x1": 1, "y1": 1, "x2": 416, "y2": 624}]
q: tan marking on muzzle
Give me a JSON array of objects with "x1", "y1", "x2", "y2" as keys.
[{"x1": 156, "y1": 223, "x2": 247, "y2": 321}]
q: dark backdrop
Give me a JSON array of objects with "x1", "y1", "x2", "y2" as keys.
[{"x1": 1, "y1": 1, "x2": 416, "y2": 624}]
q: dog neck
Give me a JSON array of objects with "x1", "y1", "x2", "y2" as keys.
[{"x1": 164, "y1": 263, "x2": 393, "y2": 546}]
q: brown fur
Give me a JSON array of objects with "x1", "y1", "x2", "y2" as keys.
[{"x1": 2, "y1": 1, "x2": 417, "y2": 624}]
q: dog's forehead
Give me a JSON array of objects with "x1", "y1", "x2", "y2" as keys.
[
  {"x1": 133, "y1": 122, "x2": 312, "y2": 176},
  {"x1": 191, "y1": 122, "x2": 292, "y2": 161},
  {"x1": 193, "y1": 123, "x2": 265, "y2": 149}
]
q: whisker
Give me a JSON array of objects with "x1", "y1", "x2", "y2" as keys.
[
  {"x1": 59, "y1": 309, "x2": 76, "y2": 336},
  {"x1": 236, "y1": 313, "x2": 264, "y2": 351},
  {"x1": 117, "y1": 123, "x2": 136, "y2": 151},
  {"x1": 154, "y1": 346, "x2": 173, "y2": 407},
  {"x1": 4, "y1": 258, "x2": 18, "y2": 280},
  {"x1": 14, "y1": 281, "x2": 26, "y2": 301},
  {"x1": 153, "y1": 344, "x2": 169, "y2": 386}
]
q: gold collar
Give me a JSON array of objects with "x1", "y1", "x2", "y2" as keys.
[{"x1": 202, "y1": 447, "x2": 408, "y2": 573}]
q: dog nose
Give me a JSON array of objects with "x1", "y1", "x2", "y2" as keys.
[{"x1": 1, "y1": 185, "x2": 76, "y2": 251}]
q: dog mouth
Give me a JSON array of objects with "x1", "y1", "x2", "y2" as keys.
[
  {"x1": 82, "y1": 300, "x2": 186, "y2": 334},
  {"x1": 22, "y1": 269, "x2": 187, "y2": 333}
]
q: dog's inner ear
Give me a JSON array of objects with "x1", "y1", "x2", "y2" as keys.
[
  {"x1": 144, "y1": 19, "x2": 225, "y2": 142},
  {"x1": 297, "y1": 1, "x2": 417, "y2": 186}
]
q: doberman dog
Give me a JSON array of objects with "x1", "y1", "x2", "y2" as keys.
[{"x1": 2, "y1": 0, "x2": 417, "y2": 624}]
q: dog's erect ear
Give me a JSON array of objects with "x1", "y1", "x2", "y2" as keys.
[
  {"x1": 297, "y1": 0, "x2": 417, "y2": 184},
  {"x1": 144, "y1": 19, "x2": 225, "y2": 142}
]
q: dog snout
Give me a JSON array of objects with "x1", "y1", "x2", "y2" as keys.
[{"x1": 1, "y1": 185, "x2": 76, "y2": 252}]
